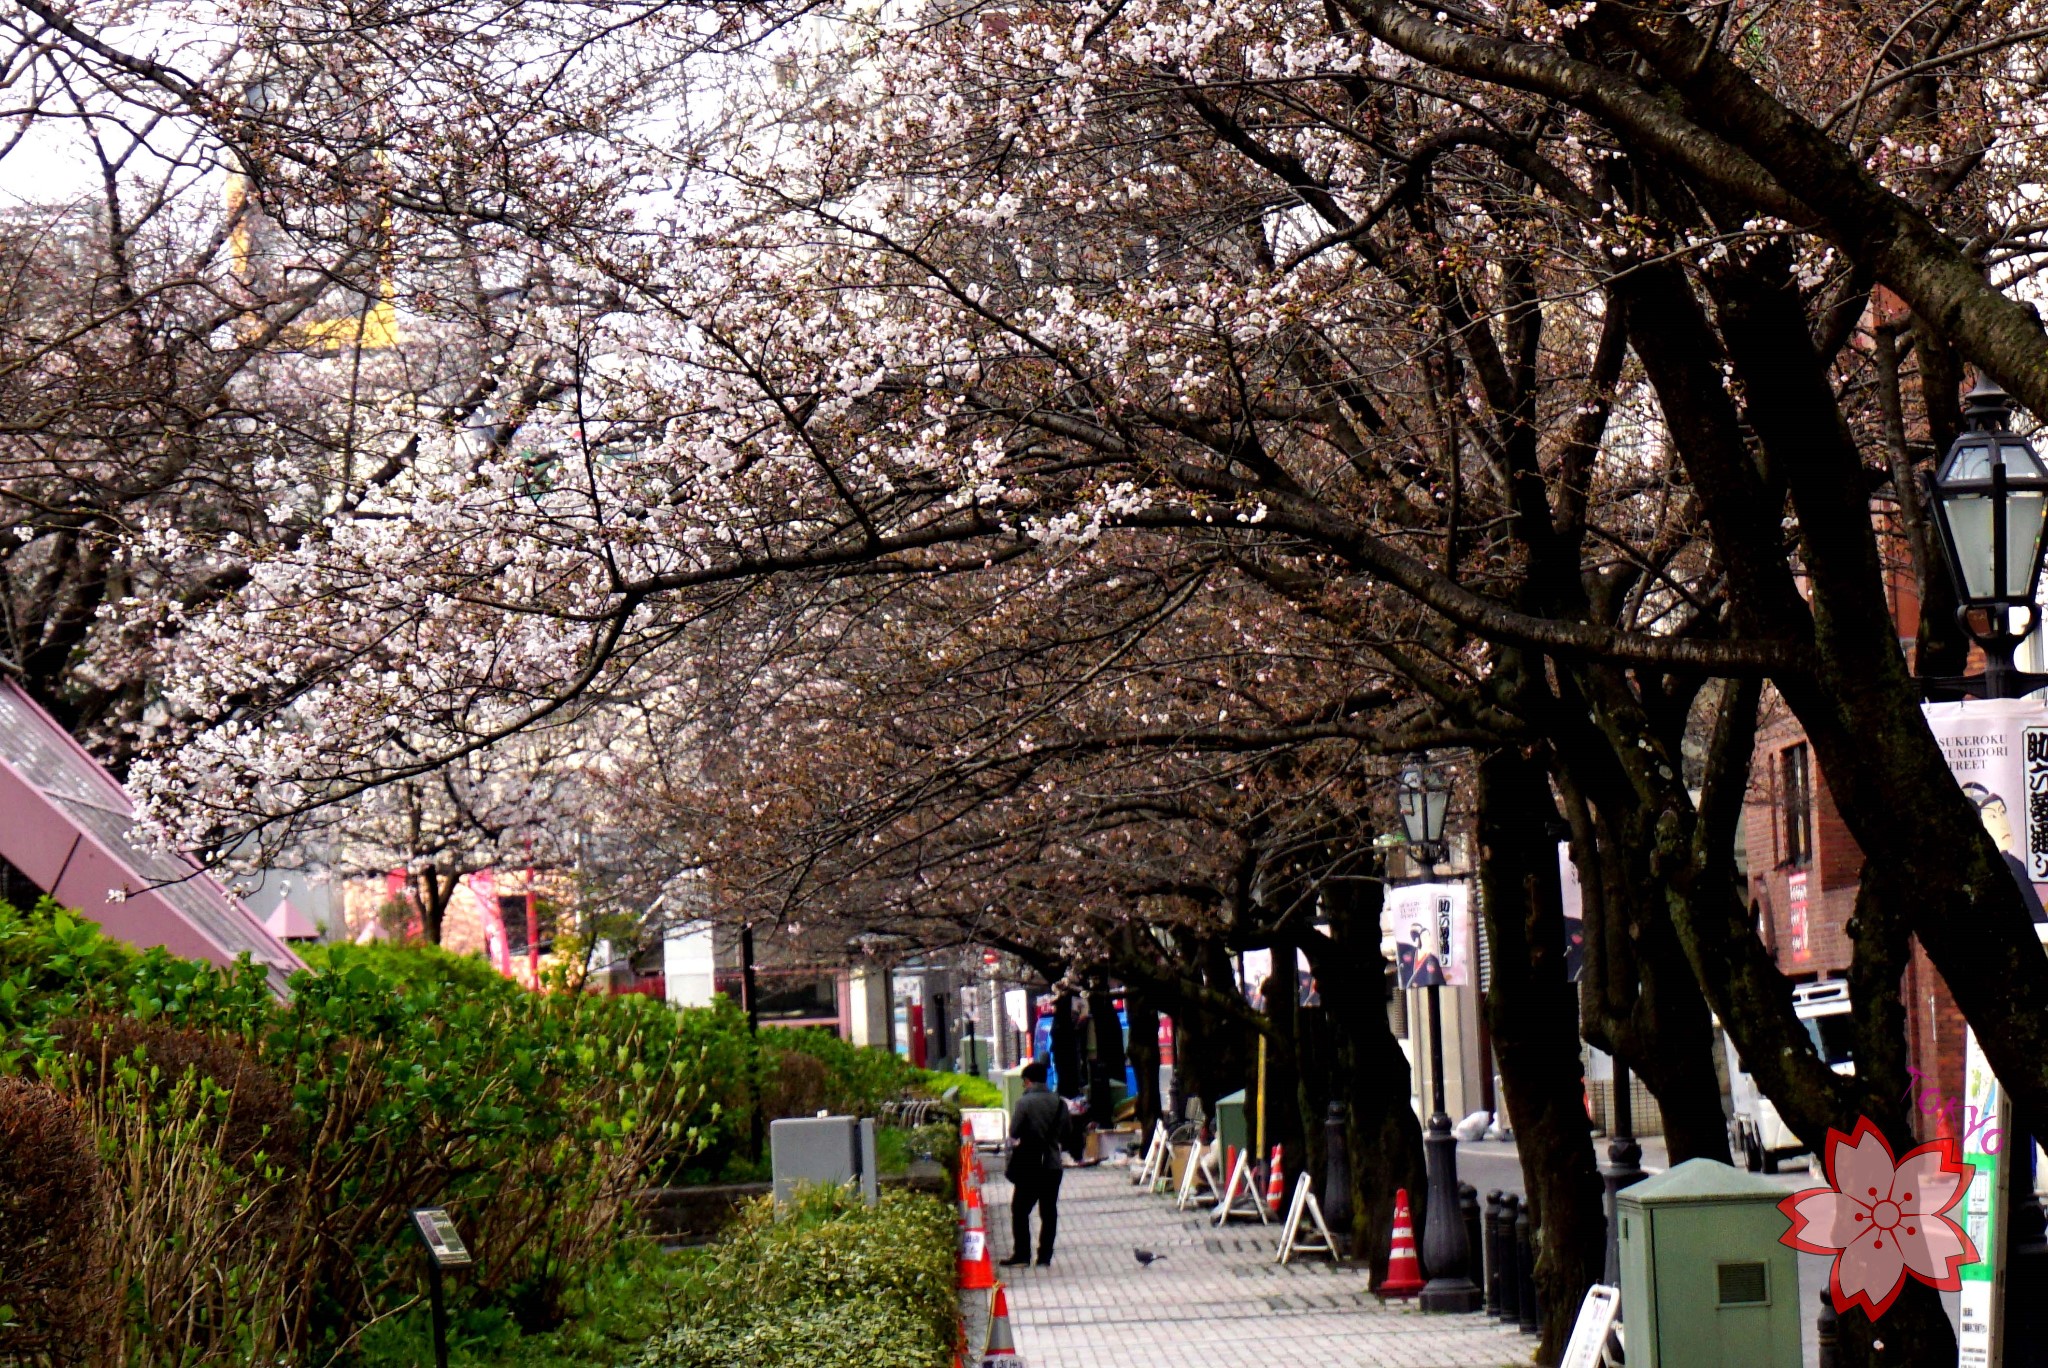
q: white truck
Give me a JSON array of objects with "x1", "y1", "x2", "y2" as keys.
[{"x1": 1725, "y1": 979, "x2": 1855, "y2": 1172}]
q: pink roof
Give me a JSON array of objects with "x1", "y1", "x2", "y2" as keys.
[
  {"x1": 0, "y1": 681, "x2": 301, "y2": 995},
  {"x1": 265, "y1": 895, "x2": 320, "y2": 940}
]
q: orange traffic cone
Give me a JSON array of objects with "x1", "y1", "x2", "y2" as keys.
[
  {"x1": 1265, "y1": 1145, "x2": 1286, "y2": 1216},
  {"x1": 1380, "y1": 1188, "x2": 1425, "y2": 1299},
  {"x1": 961, "y1": 1118, "x2": 987, "y2": 1185},
  {"x1": 1935, "y1": 1102, "x2": 1960, "y2": 1159},
  {"x1": 982, "y1": 1283, "x2": 1025, "y2": 1366},
  {"x1": 959, "y1": 1182, "x2": 997, "y2": 1290}
]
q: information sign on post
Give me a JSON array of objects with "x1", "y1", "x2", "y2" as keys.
[
  {"x1": 410, "y1": 1207, "x2": 471, "y2": 1368},
  {"x1": 412, "y1": 1207, "x2": 473, "y2": 1266}
]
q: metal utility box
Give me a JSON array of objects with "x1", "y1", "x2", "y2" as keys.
[
  {"x1": 1000, "y1": 1064, "x2": 1028, "y2": 1112},
  {"x1": 769, "y1": 1115, "x2": 878, "y2": 1207},
  {"x1": 1214, "y1": 1088, "x2": 1249, "y2": 1162},
  {"x1": 1618, "y1": 1159, "x2": 1800, "y2": 1368}
]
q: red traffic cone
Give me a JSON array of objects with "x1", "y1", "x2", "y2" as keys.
[
  {"x1": 982, "y1": 1283, "x2": 1025, "y2": 1366},
  {"x1": 1935, "y1": 1100, "x2": 1960, "y2": 1158},
  {"x1": 1380, "y1": 1188, "x2": 1425, "y2": 1298},
  {"x1": 960, "y1": 1123, "x2": 987, "y2": 1192},
  {"x1": 959, "y1": 1183, "x2": 997, "y2": 1290},
  {"x1": 1265, "y1": 1145, "x2": 1286, "y2": 1216}
]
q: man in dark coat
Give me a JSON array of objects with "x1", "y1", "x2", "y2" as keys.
[{"x1": 1002, "y1": 1058, "x2": 1069, "y2": 1267}]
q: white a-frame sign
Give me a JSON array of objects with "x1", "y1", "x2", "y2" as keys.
[{"x1": 1276, "y1": 1171, "x2": 1340, "y2": 1264}]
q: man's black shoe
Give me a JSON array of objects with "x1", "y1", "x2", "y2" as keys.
[
  {"x1": 1034, "y1": 1257, "x2": 1053, "y2": 1267},
  {"x1": 998, "y1": 1255, "x2": 1031, "y2": 1267}
]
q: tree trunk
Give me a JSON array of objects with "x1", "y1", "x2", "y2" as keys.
[
  {"x1": 1087, "y1": 989, "x2": 1121, "y2": 1127},
  {"x1": 1291, "y1": 1000, "x2": 1334, "y2": 1212},
  {"x1": 1556, "y1": 758, "x2": 1733, "y2": 1166},
  {"x1": 1124, "y1": 995, "x2": 1162, "y2": 1147},
  {"x1": 1478, "y1": 749, "x2": 1606, "y2": 1364},
  {"x1": 410, "y1": 865, "x2": 455, "y2": 946},
  {"x1": 1311, "y1": 873, "x2": 1426, "y2": 1278},
  {"x1": 1050, "y1": 992, "x2": 1083, "y2": 1099},
  {"x1": 1260, "y1": 962, "x2": 1307, "y2": 1197}
]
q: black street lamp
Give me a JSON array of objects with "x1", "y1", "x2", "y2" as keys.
[
  {"x1": 1926, "y1": 377, "x2": 2048, "y2": 698},
  {"x1": 1923, "y1": 377, "x2": 2048, "y2": 1347},
  {"x1": 1396, "y1": 764, "x2": 1452, "y2": 869},
  {"x1": 1394, "y1": 762, "x2": 1483, "y2": 1314}
]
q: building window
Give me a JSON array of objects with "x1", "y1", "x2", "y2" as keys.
[{"x1": 1781, "y1": 743, "x2": 1814, "y2": 868}]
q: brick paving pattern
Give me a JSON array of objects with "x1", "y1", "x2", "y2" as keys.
[{"x1": 984, "y1": 1164, "x2": 1536, "y2": 1368}]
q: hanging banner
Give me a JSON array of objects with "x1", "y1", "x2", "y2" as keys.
[
  {"x1": 1923, "y1": 699, "x2": 2048, "y2": 1368},
  {"x1": 1239, "y1": 948, "x2": 1273, "y2": 1005},
  {"x1": 1958, "y1": 1025, "x2": 2009, "y2": 1368},
  {"x1": 1788, "y1": 870, "x2": 1811, "y2": 963},
  {"x1": 1557, "y1": 843, "x2": 1587, "y2": 984},
  {"x1": 1923, "y1": 699, "x2": 2048, "y2": 924},
  {"x1": 1382, "y1": 881, "x2": 1473, "y2": 988},
  {"x1": 1004, "y1": 988, "x2": 1031, "y2": 1035}
]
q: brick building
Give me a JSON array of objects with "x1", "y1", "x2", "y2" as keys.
[
  {"x1": 1745, "y1": 703, "x2": 1969, "y2": 1133},
  {"x1": 1742, "y1": 493, "x2": 1972, "y2": 1132}
]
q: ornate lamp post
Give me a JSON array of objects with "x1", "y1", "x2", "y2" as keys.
[
  {"x1": 1396, "y1": 763, "x2": 1483, "y2": 1313},
  {"x1": 1924, "y1": 377, "x2": 2048, "y2": 1339},
  {"x1": 1926, "y1": 377, "x2": 2048, "y2": 698}
]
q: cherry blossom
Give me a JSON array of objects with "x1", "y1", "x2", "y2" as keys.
[{"x1": 1779, "y1": 1118, "x2": 1978, "y2": 1320}]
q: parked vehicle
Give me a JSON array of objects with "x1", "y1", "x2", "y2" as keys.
[{"x1": 1725, "y1": 980, "x2": 1854, "y2": 1172}]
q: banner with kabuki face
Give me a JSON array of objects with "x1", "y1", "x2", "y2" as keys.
[
  {"x1": 1922, "y1": 699, "x2": 2048, "y2": 925},
  {"x1": 1380, "y1": 881, "x2": 1471, "y2": 988}
]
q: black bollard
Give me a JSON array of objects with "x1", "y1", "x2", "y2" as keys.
[
  {"x1": 1322, "y1": 1100, "x2": 1353, "y2": 1239},
  {"x1": 1483, "y1": 1191, "x2": 1503, "y2": 1316},
  {"x1": 1460, "y1": 1184, "x2": 1483, "y2": 1304},
  {"x1": 1817, "y1": 1288, "x2": 1839, "y2": 1368},
  {"x1": 1496, "y1": 1195, "x2": 1521, "y2": 1325},
  {"x1": 1516, "y1": 1201, "x2": 1538, "y2": 1335}
]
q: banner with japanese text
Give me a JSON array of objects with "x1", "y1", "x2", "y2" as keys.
[
  {"x1": 1923, "y1": 699, "x2": 2048, "y2": 926},
  {"x1": 1381, "y1": 881, "x2": 1473, "y2": 988}
]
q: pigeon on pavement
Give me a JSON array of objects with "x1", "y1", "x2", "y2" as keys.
[{"x1": 1133, "y1": 1249, "x2": 1166, "y2": 1266}]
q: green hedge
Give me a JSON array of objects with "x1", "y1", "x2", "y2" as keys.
[
  {"x1": 914, "y1": 1069, "x2": 1003, "y2": 1109},
  {"x1": 635, "y1": 1186, "x2": 956, "y2": 1368},
  {"x1": 0, "y1": 899, "x2": 710, "y2": 1361},
  {"x1": 0, "y1": 898, "x2": 973, "y2": 1363}
]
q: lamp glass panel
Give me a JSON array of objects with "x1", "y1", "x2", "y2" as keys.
[
  {"x1": 2007, "y1": 489, "x2": 2048, "y2": 603},
  {"x1": 1941, "y1": 490, "x2": 1997, "y2": 599},
  {"x1": 1423, "y1": 789, "x2": 1450, "y2": 844},
  {"x1": 2000, "y1": 435, "x2": 2048, "y2": 480},
  {"x1": 1397, "y1": 786, "x2": 1426, "y2": 845},
  {"x1": 1946, "y1": 437, "x2": 1998, "y2": 482}
]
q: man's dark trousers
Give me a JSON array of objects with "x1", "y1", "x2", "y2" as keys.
[{"x1": 1011, "y1": 1167, "x2": 1062, "y2": 1263}]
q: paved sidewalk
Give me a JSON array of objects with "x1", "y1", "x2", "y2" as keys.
[{"x1": 984, "y1": 1164, "x2": 1535, "y2": 1368}]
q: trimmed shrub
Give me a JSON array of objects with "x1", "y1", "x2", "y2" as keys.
[
  {"x1": 767, "y1": 1027, "x2": 921, "y2": 1116},
  {"x1": 914, "y1": 1069, "x2": 1003, "y2": 1109},
  {"x1": 634, "y1": 1186, "x2": 956, "y2": 1368},
  {"x1": 0, "y1": 1076, "x2": 105, "y2": 1364},
  {"x1": 635, "y1": 1302, "x2": 945, "y2": 1368},
  {"x1": 53, "y1": 1016, "x2": 299, "y2": 1168}
]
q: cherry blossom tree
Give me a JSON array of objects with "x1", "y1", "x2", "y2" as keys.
[{"x1": 31, "y1": 1, "x2": 2048, "y2": 1358}]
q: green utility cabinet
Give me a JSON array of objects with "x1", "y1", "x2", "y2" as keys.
[
  {"x1": 1618, "y1": 1159, "x2": 1800, "y2": 1368},
  {"x1": 1214, "y1": 1088, "x2": 1249, "y2": 1161},
  {"x1": 999, "y1": 1064, "x2": 1028, "y2": 1112}
]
